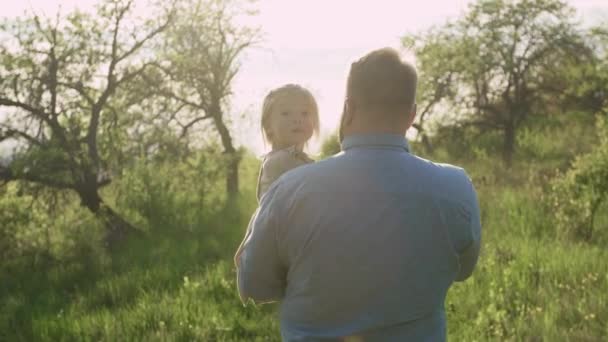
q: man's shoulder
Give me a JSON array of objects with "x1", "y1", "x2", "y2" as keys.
[
  {"x1": 408, "y1": 153, "x2": 466, "y2": 176},
  {"x1": 430, "y1": 160, "x2": 469, "y2": 180},
  {"x1": 408, "y1": 155, "x2": 474, "y2": 196}
]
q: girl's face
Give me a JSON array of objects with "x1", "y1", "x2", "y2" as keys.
[{"x1": 267, "y1": 93, "x2": 315, "y2": 150}]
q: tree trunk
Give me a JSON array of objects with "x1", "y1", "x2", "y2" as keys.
[
  {"x1": 98, "y1": 204, "x2": 142, "y2": 249},
  {"x1": 411, "y1": 123, "x2": 433, "y2": 155},
  {"x1": 77, "y1": 183, "x2": 141, "y2": 249},
  {"x1": 211, "y1": 104, "x2": 240, "y2": 200},
  {"x1": 503, "y1": 121, "x2": 516, "y2": 167},
  {"x1": 585, "y1": 197, "x2": 605, "y2": 241},
  {"x1": 420, "y1": 133, "x2": 433, "y2": 155},
  {"x1": 225, "y1": 153, "x2": 240, "y2": 200}
]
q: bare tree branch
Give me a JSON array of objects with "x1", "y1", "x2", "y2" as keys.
[
  {"x1": 179, "y1": 114, "x2": 212, "y2": 138},
  {"x1": 116, "y1": 16, "x2": 173, "y2": 64},
  {"x1": 0, "y1": 164, "x2": 75, "y2": 190},
  {"x1": 0, "y1": 127, "x2": 44, "y2": 147},
  {"x1": 57, "y1": 81, "x2": 96, "y2": 107},
  {"x1": 0, "y1": 98, "x2": 51, "y2": 124}
]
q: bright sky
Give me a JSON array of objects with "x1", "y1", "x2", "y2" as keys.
[{"x1": 2, "y1": 0, "x2": 608, "y2": 155}]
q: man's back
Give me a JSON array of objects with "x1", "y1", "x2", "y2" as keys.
[{"x1": 237, "y1": 134, "x2": 481, "y2": 341}]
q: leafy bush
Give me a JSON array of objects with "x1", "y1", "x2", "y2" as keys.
[
  {"x1": 111, "y1": 148, "x2": 227, "y2": 233},
  {"x1": 551, "y1": 115, "x2": 608, "y2": 242},
  {"x1": 0, "y1": 183, "x2": 106, "y2": 284},
  {"x1": 319, "y1": 132, "x2": 340, "y2": 159},
  {"x1": 0, "y1": 183, "x2": 46, "y2": 263}
]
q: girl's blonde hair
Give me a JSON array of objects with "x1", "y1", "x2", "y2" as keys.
[{"x1": 260, "y1": 84, "x2": 320, "y2": 147}]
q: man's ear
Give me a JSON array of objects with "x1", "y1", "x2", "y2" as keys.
[
  {"x1": 406, "y1": 103, "x2": 417, "y2": 129},
  {"x1": 343, "y1": 98, "x2": 355, "y2": 126},
  {"x1": 338, "y1": 99, "x2": 354, "y2": 143}
]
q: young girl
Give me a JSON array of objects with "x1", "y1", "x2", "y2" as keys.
[
  {"x1": 256, "y1": 83, "x2": 320, "y2": 201},
  {"x1": 235, "y1": 84, "x2": 320, "y2": 266}
]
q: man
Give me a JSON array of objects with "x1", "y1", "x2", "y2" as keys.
[{"x1": 236, "y1": 47, "x2": 481, "y2": 341}]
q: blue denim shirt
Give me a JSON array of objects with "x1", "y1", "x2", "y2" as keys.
[{"x1": 237, "y1": 133, "x2": 481, "y2": 341}]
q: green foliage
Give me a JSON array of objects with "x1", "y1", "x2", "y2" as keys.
[
  {"x1": 447, "y1": 235, "x2": 607, "y2": 340},
  {"x1": 0, "y1": 183, "x2": 47, "y2": 262},
  {"x1": 0, "y1": 183, "x2": 104, "y2": 269},
  {"x1": 0, "y1": 153, "x2": 272, "y2": 341},
  {"x1": 318, "y1": 132, "x2": 341, "y2": 159},
  {"x1": 9, "y1": 145, "x2": 74, "y2": 186},
  {"x1": 551, "y1": 115, "x2": 608, "y2": 242},
  {"x1": 111, "y1": 149, "x2": 227, "y2": 233}
]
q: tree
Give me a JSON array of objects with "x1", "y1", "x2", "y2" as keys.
[
  {"x1": 560, "y1": 25, "x2": 608, "y2": 114},
  {"x1": 0, "y1": 0, "x2": 174, "y2": 247},
  {"x1": 152, "y1": 0, "x2": 259, "y2": 200},
  {"x1": 403, "y1": 0, "x2": 591, "y2": 165},
  {"x1": 402, "y1": 27, "x2": 459, "y2": 154}
]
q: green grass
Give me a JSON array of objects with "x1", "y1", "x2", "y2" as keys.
[
  {"x1": 447, "y1": 188, "x2": 607, "y2": 341},
  {"x1": 1, "y1": 150, "x2": 607, "y2": 341},
  {"x1": 0, "y1": 196, "x2": 282, "y2": 342}
]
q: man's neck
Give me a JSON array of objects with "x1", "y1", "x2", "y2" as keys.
[{"x1": 343, "y1": 125, "x2": 406, "y2": 137}]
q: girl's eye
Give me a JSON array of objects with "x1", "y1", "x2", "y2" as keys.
[
  {"x1": 281, "y1": 111, "x2": 289, "y2": 116},
  {"x1": 301, "y1": 111, "x2": 309, "y2": 116}
]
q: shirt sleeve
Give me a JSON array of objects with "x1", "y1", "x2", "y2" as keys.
[
  {"x1": 237, "y1": 181, "x2": 288, "y2": 303},
  {"x1": 453, "y1": 177, "x2": 482, "y2": 282}
]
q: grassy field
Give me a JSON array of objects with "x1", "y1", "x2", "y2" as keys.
[{"x1": 1, "y1": 144, "x2": 607, "y2": 341}]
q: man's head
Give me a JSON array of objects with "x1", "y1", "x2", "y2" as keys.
[{"x1": 339, "y1": 48, "x2": 418, "y2": 140}]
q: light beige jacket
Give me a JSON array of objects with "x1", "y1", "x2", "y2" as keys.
[{"x1": 256, "y1": 146, "x2": 314, "y2": 202}]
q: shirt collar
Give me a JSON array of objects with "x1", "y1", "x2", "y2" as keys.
[{"x1": 341, "y1": 133, "x2": 410, "y2": 152}]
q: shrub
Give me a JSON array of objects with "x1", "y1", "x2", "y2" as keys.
[
  {"x1": 112, "y1": 148, "x2": 226, "y2": 233},
  {"x1": 551, "y1": 115, "x2": 608, "y2": 242}
]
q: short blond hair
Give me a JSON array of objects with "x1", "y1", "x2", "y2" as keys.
[
  {"x1": 347, "y1": 48, "x2": 417, "y2": 113},
  {"x1": 260, "y1": 84, "x2": 320, "y2": 146}
]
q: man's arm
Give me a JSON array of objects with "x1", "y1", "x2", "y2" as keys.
[
  {"x1": 454, "y1": 178, "x2": 481, "y2": 282},
  {"x1": 234, "y1": 210, "x2": 256, "y2": 267},
  {"x1": 236, "y1": 182, "x2": 287, "y2": 303}
]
